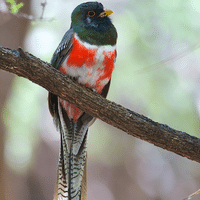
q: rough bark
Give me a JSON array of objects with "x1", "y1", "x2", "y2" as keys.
[{"x1": 0, "y1": 46, "x2": 200, "y2": 163}]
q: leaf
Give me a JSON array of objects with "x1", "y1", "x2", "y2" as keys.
[{"x1": 6, "y1": 0, "x2": 24, "y2": 14}]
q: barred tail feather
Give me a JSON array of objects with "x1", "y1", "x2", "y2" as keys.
[
  {"x1": 81, "y1": 161, "x2": 87, "y2": 200},
  {"x1": 54, "y1": 141, "x2": 68, "y2": 200},
  {"x1": 53, "y1": 103, "x2": 88, "y2": 200}
]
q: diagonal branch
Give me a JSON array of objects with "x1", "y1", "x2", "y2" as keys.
[{"x1": 0, "y1": 46, "x2": 200, "y2": 163}]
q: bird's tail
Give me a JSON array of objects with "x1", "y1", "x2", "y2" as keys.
[{"x1": 53, "y1": 102, "x2": 89, "y2": 200}]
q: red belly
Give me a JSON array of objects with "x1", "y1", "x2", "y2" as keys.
[{"x1": 58, "y1": 98, "x2": 83, "y2": 122}]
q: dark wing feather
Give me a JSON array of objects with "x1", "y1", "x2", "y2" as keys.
[
  {"x1": 49, "y1": 28, "x2": 74, "y2": 125},
  {"x1": 51, "y1": 28, "x2": 74, "y2": 69},
  {"x1": 101, "y1": 79, "x2": 111, "y2": 98}
]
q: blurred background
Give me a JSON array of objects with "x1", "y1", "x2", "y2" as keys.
[{"x1": 1, "y1": 0, "x2": 200, "y2": 199}]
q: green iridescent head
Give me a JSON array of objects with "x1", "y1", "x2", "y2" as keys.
[{"x1": 71, "y1": 2, "x2": 117, "y2": 46}]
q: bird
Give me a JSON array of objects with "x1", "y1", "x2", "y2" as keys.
[{"x1": 48, "y1": 2, "x2": 117, "y2": 200}]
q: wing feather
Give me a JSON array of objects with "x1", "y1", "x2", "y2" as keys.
[{"x1": 51, "y1": 28, "x2": 74, "y2": 69}]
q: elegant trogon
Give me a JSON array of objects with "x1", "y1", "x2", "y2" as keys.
[{"x1": 48, "y1": 2, "x2": 117, "y2": 200}]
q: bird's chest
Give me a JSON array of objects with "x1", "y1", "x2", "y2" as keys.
[
  {"x1": 58, "y1": 35, "x2": 116, "y2": 122},
  {"x1": 59, "y1": 35, "x2": 116, "y2": 93}
]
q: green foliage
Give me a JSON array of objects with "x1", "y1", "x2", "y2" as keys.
[{"x1": 6, "y1": 0, "x2": 24, "y2": 14}]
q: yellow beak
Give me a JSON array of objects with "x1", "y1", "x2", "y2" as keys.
[{"x1": 99, "y1": 9, "x2": 113, "y2": 18}]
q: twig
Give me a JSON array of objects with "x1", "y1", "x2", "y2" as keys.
[
  {"x1": 183, "y1": 189, "x2": 200, "y2": 200},
  {"x1": 40, "y1": 0, "x2": 47, "y2": 19},
  {"x1": 13, "y1": 12, "x2": 54, "y2": 21}
]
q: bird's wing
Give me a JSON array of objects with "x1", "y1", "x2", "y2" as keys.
[
  {"x1": 51, "y1": 28, "x2": 74, "y2": 69},
  {"x1": 48, "y1": 28, "x2": 74, "y2": 127}
]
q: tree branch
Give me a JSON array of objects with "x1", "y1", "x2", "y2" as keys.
[{"x1": 1, "y1": 46, "x2": 200, "y2": 163}]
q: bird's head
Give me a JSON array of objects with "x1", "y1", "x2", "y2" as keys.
[{"x1": 71, "y1": 2, "x2": 117, "y2": 46}]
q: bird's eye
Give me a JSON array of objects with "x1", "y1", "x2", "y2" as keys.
[{"x1": 88, "y1": 11, "x2": 95, "y2": 17}]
